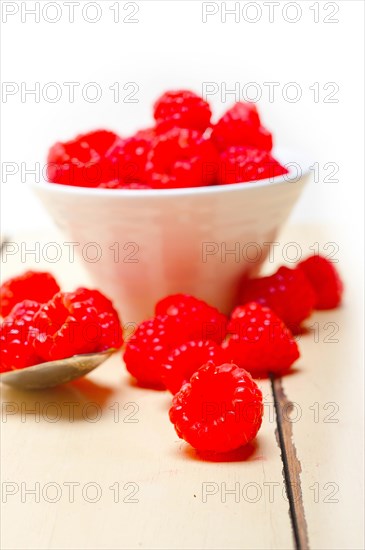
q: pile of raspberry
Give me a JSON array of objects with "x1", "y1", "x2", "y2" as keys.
[
  {"x1": 47, "y1": 90, "x2": 288, "y2": 189},
  {"x1": 123, "y1": 254, "x2": 343, "y2": 453},
  {"x1": 1, "y1": 255, "x2": 343, "y2": 455},
  {"x1": 0, "y1": 271, "x2": 123, "y2": 373}
]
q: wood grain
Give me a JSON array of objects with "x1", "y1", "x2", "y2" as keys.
[{"x1": 271, "y1": 375, "x2": 309, "y2": 550}]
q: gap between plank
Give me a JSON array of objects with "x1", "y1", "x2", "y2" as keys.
[{"x1": 270, "y1": 374, "x2": 310, "y2": 550}]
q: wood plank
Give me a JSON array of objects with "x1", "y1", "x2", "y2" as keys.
[
  {"x1": 1, "y1": 230, "x2": 294, "y2": 550},
  {"x1": 272, "y1": 226, "x2": 364, "y2": 550}
]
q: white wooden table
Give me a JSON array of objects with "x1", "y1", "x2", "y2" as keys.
[{"x1": 1, "y1": 225, "x2": 364, "y2": 550}]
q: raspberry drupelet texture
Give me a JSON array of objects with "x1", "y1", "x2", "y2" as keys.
[
  {"x1": 153, "y1": 90, "x2": 212, "y2": 133},
  {"x1": 224, "y1": 302, "x2": 299, "y2": 376},
  {"x1": 47, "y1": 129, "x2": 121, "y2": 187},
  {"x1": 169, "y1": 361, "x2": 263, "y2": 453},
  {"x1": 0, "y1": 300, "x2": 42, "y2": 372},
  {"x1": 212, "y1": 102, "x2": 273, "y2": 151},
  {"x1": 219, "y1": 146, "x2": 288, "y2": 184},
  {"x1": 32, "y1": 288, "x2": 123, "y2": 362},
  {"x1": 123, "y1": 315, "x2": 185, "y2": 388},
  {"x1": 238, "y1": 266, "x2": 316, "y2": 333},
  {"x1": 155, "y1": 293, "x2": 227, "y2": 344},
  {"x1": 161, "y1": 339, "x2": 228, "y2": 394},
  {"x1": 298, "y1": 255, "x2": 343, "y2": 310},
  {"x1": 99, "y1": 128, "x2": 155, "y2": 188},
  {"x1": 145, "y1": 128, "x2": 219, "y2": 189},
  {"x1": 0, "y1": 271, "x2": 60, "y2": 318}
]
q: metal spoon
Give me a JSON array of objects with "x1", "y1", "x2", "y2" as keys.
[{"x1": 0, "y1": 349, "x2": 115, "y2": 390}]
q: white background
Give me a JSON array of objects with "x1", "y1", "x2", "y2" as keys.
[{"x1": 1, "y1": 0, "x2": 364, "y2": 236}]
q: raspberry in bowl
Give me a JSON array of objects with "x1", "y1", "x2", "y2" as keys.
[{"x1": 32, "y1": 90, "x2": 311, "y2": 323}]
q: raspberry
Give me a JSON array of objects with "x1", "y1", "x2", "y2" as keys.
[
  {"x1": 161, "y1": 340, "x2": 228, "y2": 394},
  {"x1": 169, "y1": 362, "x2": 263, "y2": 453},
  {"x1": 123, "y1": 315, "x2": 185, "y2": 388},
  {"x1": 101, "y1": 128, "x2": 155, "y2": 187},
  {"x1": 98, "y1": 181, "x2": 153, "y2": 190},
  {"x1": 224, "y1": 302, "x2": 299, "y2": 376},
  {"x1": 212, "y1": 102, "x2": 273, "y2": 151},
  {"x1": 154, "y1": 90, "x2": 212, "y2": 133},
  {"x1": 47, "y1": 129, "x2": 121, "y2": 187},
  {"x1": 219, "y1": 146, "x2": 288, "y2": 184},
  {"x1": 0, "y1": 300, "x2": 42, "y2": 372},
  {"x1": 0, "y1": 271, "x2": 60, "y2": 318},
  {"x1": 238, "y1": 266, "x2": 316, "y2": 333},
  {"x1": 298, "y1": 255, "x2": 343, "y2": 310},
  {"x1": 32, "y1": 288, "x2": 123, "y2": 362},
  {"x1": 155, "y1": 294, "x2": 227, "y2": 344},
  {"x1": 146, "y1": 128, "x2": 219, "y2": 189}
]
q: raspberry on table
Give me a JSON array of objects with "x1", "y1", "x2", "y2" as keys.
[
  {"x1": 212, "y1": 102, "x2": 273, "y2": 151},
  {"x1": 218, "y1": 146, "x2": 288, "y2": 184},
  {"x1": 161, "y1": 339, "x2": 228, "y2": 394},
  {"x1": 47, "y1": 129, "x2": 121, "y2": 187},
  {"x1": 238, "y1": 266, "x2": 316, "y2": 333},
  {"x1": 298, "y1": 255, "x2": 343, "y2": 310},
  {"x1": 0, "y1": 271, "x2": 60, "y2": 318},
  {"x1": 145, "y1": 128, "x2": 219, "y2": 189},
  {"x1": 123, "y1": 315, "x2": 185, "y2": 389},
  {"x1": 155, "y1": 293, "x2": 227, "y2": 344},
  {"x1": 0, "y1": 300, "x2": 42, "y2": 372},
  {"x1": 153, "y1": 90, "x2": 212, "y2": 133},
  {"x1": 169, "y1": 361, "x2": 263, "y2": 453},
  {"x1": 224, "y1": 302, "x2": 299, "y2": 376},
  {"x1": 32, "y1": 288, "x2": 123, "y2": 362}
]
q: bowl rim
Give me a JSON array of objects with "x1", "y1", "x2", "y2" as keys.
[{"x1": 31, "y1": 147, "x2": 312, "y2": 199}]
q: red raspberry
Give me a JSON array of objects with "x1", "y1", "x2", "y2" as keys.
[
  {"x1": 224, "y1": 302, "x2": 299, "y2": 376},
  {"x1": 146, "y1": 128, "x2": 219, "y2": 189},
  {"x1": 161, "y1": 340, "x2": 228, "y2": 394},
  {"x1": 219, "y1": 146, "x2": 288, "y2": 184},
  {"x1": 101, "y1": 128, "x2": 155, "y2": 187},
  {"x1": 155, "y1": 294, "x2": 227, "y2": 344},
  {"x1": 123, "y1": 315, "x2": 185, "y2": 388},
  {"x1": 212, "y1": 102, "x2": 273, "y2": 151},
  {"x1": 154, "y1": 90, "x2": 212, "y2": 133},
  {"x1": 32, "y1": 288, "x2": 123, "y2": 362},
  {"x1": 298, "y1": 255, "x2": 343, "y2": 310},
  {"x1": 239, "y1": 266, "x2": 316, "y2": 333},
  {"x1": 47, "y1": 129, "x2": 121, "y2": 187},
  {"x1": 169, "y1": 362, "x2": 263, "y2": 453},
  {"x1": 0, "y1": 271, "x2": 60, "y2": 318},
  {"x1": 98, "y1": 181, "x2": 153, "y2": 190},
  {"x1": 1, "y1": 300, "x2": 42, "y2": 372}
]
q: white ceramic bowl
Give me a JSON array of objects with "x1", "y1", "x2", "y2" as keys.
[{"x1": 31, "y1": 149, "x2": 310, "y2": 323}]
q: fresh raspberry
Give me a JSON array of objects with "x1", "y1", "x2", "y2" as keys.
[
  {"x1": 169, "y1": 362, "x2": 263, "y2": 453},
  {"x1": 161, "y1": 340, "x2": 228, "y2": 394},
  {"x1": 146, "y1": 128, "x2": 219, "y2": 189},
  {"x1": 47, "y1": 129, "x2": 121, "y2": 187},
  {"x1": 298, "y1": 255, "x2": 343, "y2": 310},
  {"x1": 224, "y1": 302, "x2": 299, "y2": 376},
  {"x1": 101, "y1": 128, "x2": 155, "y2": 187},
  {"x1": 212, "y1": 102, "x2": 273, "y2": 151},
  {"x1": 154, "y1": 90, "x2": 212, "y2": 133},
  {"x1": 219, "y1": 146, "x2": 288, "y2": 184},
  {"x1": 238, "y1": 266, "x2": 316, "y2": 333},
  {"x1": 32, "y1": 288, "x2": 123, "y2": 362},
  {"x1": 0, "y1": 271, "x2": 60, "y2": 318},
  {"x1": 98, "y1": 181, "x2": 153, "y2": 190},
  {"x1": 123, "y1": 315, "x2": 185, "y2": 388},
  {"x1": 0, "y1": 300, "x2": 42, "y2": 372},
  {"x1": 155, "y1": 294, "x2": 227, "y2": 344}
]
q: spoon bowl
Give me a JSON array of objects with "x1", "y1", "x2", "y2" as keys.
[{"x1": 0, "y1": 349, "x2": 115, "y2": 390}]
